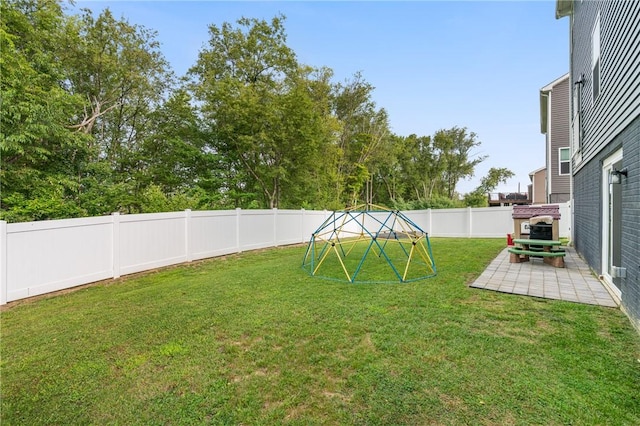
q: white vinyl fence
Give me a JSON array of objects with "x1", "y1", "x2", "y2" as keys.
[
  {"x1": 0, "y1": 203, "x2": 570, "y2": 304},
  {"x1": 407, "y1": 203, "x2": 570, "y2": 239}
]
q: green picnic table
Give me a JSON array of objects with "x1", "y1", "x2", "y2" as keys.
[{"x1": 509, "y1": 239, "x2": 565, "y2": 267}]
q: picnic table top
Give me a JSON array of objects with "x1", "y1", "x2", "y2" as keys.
[
  {"x1": 508, "y1": 247, "x2": 566, "y2": 256},
  {"x1": 513, "y1": 238, "x2": 562, "y2": 246}
]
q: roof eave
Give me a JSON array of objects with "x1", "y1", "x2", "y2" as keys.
[
  {"x1": 541, "y1": 73, "x2": 570, "y2": 92},
  {"x1": 539, "y1": 73, "x2": 569, "y2": 134},
  {"x1": 529, "y1": 166, "x2": 546, "y2": 178},
  {"x1": 540, "y1": 91, "x2": 549, "y2": 134},
  {"x1": 556, "y1": 0, "x2": 573, "y2": 19}
]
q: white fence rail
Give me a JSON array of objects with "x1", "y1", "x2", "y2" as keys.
[{"x1": 0, "y1": 203, "x2": 570, "y2": 304}]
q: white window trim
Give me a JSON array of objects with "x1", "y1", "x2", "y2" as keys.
[
  {"x1": 559, "y1": 147, "x2": 570, "y2": 176},
  {"x1": 601, "y1": 148, "x2": 623, "y2": 299},
  {"x1": 571, "y1": 78, "x2": 582, "y2": 166}
]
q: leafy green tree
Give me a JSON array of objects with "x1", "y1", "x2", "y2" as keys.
[
  {"x1": 61, "y1": 7, "x2": 173, "y2": 213},
  {"x1": 274, "y1": 66, "x2": 342, "y2": 209},
  {"x1": 400, "y1": 134, "x2": 441, "y2": 203},
  {"x1": 374, "y1": 128, "x2": 492, "y2": 209},
  {"x1": 1, "y1": 2, "x2": 505, "y2": 221},
  {"x1": 477, "y1": 167, "x2": 516, "y2": 194},
  {"x1": 463, "y1": 167, "x2": 515, "y2": 207},
  {"x1": 0, "y1": 0, "x2": 89, "y2": 221},
  {"x1": 190, "y1": 15, "x2": 290, "y2": 208},
  {"x1": 432, "y1": 126, "x2": 487, "y2": 199},
  {"x1": 332, "y1": 72, "x2": 390, "y2": 206},
  {"x1": 190, "y1": 15, "x2": 335, "y2": 209},
  {"x1": 140, "y1": 90, "x2": 219, "y2": 197},
  {"x1": 371, "y1": 134, "x2": 406, "y2": 206},
  {"x1": 292, "y1": 66, "x2": 342, "y2": 210}
]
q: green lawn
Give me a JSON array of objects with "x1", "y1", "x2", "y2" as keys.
[{"x1": 2, "y1": 238, "x2": 639, "y2": 425}]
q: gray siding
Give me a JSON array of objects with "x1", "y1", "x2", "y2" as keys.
[
  {"x1": 574, "y1": 116, "x2": 640, "y2": 332},
  {"x1": 571, "y1": 1, "x2": 640, "y2": 170},
  {"x1": 573, "y1": 157, "x2": 602, "y2": 272},
  {"x1": 549, "y1": 77, "x2": 571, "y2": 201},
  {"x1": 568, "y1": 1, "x2": 640, "y2": 333},
  {"x1": 620, "y1": 118, "x2": 640, "y2": 332}
]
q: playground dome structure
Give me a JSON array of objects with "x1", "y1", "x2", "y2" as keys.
[{"x1": 302, "y1": 204, "x2": 436, "y2": 283}]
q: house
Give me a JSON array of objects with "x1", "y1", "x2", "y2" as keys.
[
  {"x1": 527, "y1": 166, "x2": 546, "y2": 204},
  {"x1": 556, "y1": 0, "x2": 640, "y2": 332},
  {"x1": 539, "y1": 73, "x2": 571, "y2": 203},
  {"x1": 487, "y1": 192, "x2": 530, "y2": 207}
]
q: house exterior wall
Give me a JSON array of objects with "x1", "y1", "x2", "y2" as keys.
[
  {"x1": 564, "y1": 0, "x2": 640, "y2": 332},
  {"x1": 532, "y1": 169, "x2": 547, "y2": 204},
  {"x1": 573, "y1": 116, "x2": 640, "y2": 331},
  {"x1": 620, "y1": 121, "x2": 640, "y2": 331},
  {"x1": 570, "y1": 0, "x2": 640, "y2": 169},
  {"x1": 548, "y1": 77, "x2": 571, "y2": 202}
]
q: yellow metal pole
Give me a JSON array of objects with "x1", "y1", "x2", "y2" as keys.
[
  {"x1": 402, "y1": 243, "x2": 415, "y2": 282},
  {"x1": 333, "y1": 244, "x2": 352, "y2": 281},
  {"x1": 313, "y1": 242, "x2": 335, "y2": 275},
  {"x1": 416, "y1": 241, "x2": 434, "y2": 273}
]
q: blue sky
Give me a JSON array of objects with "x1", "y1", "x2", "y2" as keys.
[{"x1": 71, "y1": 1, "x2": 569, "y2": 195}]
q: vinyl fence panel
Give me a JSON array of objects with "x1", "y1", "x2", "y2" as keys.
[
  {"x1": 0, "y1": 203, "x2": 570, "y2": 304},
  {"x1": 118, "y1": 212, "x2": 188, "y2": 276},
  {"x1": 190, "y1": 210, "x2": 240, "y2": 260},
  {"x1": 4, "y1": 216, "x2": 114, "y2": 301},
  {"x1": 275, "y1": 209, "x2": 304, "y2": 246},
  {"x1": 238, "y1": 210, "x2": 278, "y2": 251},
  {"x1": 467, "y1": 207, "x2": 515, "y2": 238},
  {"x1": 430, "y1": 208, "x2": 470, "y2": 237},
  {"x1": 301, "y1": 210, "x2": 330, "y2": 240}
]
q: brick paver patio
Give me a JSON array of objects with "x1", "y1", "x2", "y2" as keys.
[{"x1": 470, "y1": 246, "x2": 618, "y2": 307}]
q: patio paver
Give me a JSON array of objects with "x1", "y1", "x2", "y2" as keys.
[{"x1": 470, "y1": 246, "x2": 618, "y2": 307}]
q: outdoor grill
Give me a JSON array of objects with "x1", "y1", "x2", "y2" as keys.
[
  {"x1": 530, "y1": 222, "x2": 552, "y2": 240},
  {"x1": 528, "y1": 215, "x2": 554, "y2": 252}
]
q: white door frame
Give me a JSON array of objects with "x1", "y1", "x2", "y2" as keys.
[{"x1": 601, "y1": 148, "x2": 623, "y2": 299}]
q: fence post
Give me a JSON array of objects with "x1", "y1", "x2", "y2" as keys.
[
  {"x1": 236, "y1": 208, "x2": 242, "y2": 253},
  {"x1": 301, "y1": 208, "x2": 306, "y2": 243},
  {"x1": 428, "y1": 209, "x2": 432, "y2": 236},
  {"x1": 273, "y1": 208, "x2": 278, "y2": 246},
  {"x1": 185, "y1": 209, "x2": 192, "y2": 262},
  {"x1": 468, "y1": 207, "x2": 473, "y2": 238},
  {"x1": 112, "y1": 212, "x2": 121, "y2": 279},
  {"x1": 0, "y1": 221, "x2": 7, "y2": 305}
]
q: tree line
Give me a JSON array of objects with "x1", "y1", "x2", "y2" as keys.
[{"x1": 0, "y1": 0, "x2": 513, "y2": 222}]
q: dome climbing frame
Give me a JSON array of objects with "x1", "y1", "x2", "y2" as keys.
[{"x1": 302, "y1": 204, "x2": 436, "y2": 283}]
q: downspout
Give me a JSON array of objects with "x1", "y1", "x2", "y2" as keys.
[
  {"x1": 569, "y1": 83, "x2": 574, "y2": 244},
  {"x1": 540, "y1": 90, "x2": 549, "y2": 204},
  {"x1": 555, "y1": 0, "x2": 574, "y2": 244},
  {"x1": 546, "y1": 91, "x2": 552, "y2": 204},
  {"x1": 569, "y1": 13, "x2": 575, "y2": 245}
]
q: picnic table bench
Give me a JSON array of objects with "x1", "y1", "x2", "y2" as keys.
[{"x1": 508, "y1": 238, "x2": 566, "y2": 268}]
